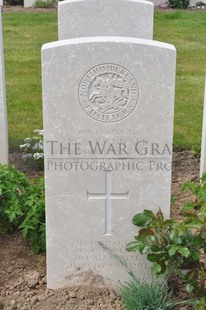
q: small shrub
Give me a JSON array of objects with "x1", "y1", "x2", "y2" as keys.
[
  {"x1": 7, "y1": 0, "x2": 23, "y2": 6},
  {"x1": 121, "y1": 278, "x2": 173, "y2": 310},
  {"x1": 20, "y1": 129, "x2": 44, "y2": 170},
  {"x1": 195, "y1": 1, "x2": 206, "y2": 6},
  {"x1": 169, "y1": 0, "x2": 189, "y2": 8},
  {"x1": 0, "y1": 164, "x2": 45, "y2": 253},
  {"x1": 0, "y1": 164, "x2": 30, "y2": 233},
  {"x1": 33, "y1": 0, "x2": 57, "y2": 8},
  {"x1": 127, "y1": 174, "x2": 206, "y2": 309},
  {"x1": 99, "y1": 242, "x2": 175, "y2": 310},
  {"x1": 20, "y1": 177, "x2": 45, "y2": 253}
]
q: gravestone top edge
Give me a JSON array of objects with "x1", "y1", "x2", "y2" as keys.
[
  {"x1": 58, "y1": 0, "x2": 154, "y2": 41},
  {"x1": 42, "y1": 37, "x2": 176, "y2": 52},
  {"x1": 58, "y1": 0, "x2": 154, "y2": 8}
]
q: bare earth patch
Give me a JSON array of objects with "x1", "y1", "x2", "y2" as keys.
[{"x1": 0, "y1": 149, "x2": 199, "y2": 309}]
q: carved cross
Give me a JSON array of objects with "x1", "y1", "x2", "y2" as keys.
[{"x1": 87, "y1": 171, "x2": 129, "y2": 235}]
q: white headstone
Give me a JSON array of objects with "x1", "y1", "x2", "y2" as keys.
[
  {"x1": 0, "y1": 9, "x2": 8, "y2": 164},
  {"x1": 200, "y1": 75, "x2": 206, "y2": 177},
  {"x1": 42, "y1": 36, "x2": 176, "y2": 289},
  {"x1": 24, "y1": 0, "x2": 36, "y2": 7},
  {"x1": 58, "y1": 0, "x2": 154, "y2": 40}
]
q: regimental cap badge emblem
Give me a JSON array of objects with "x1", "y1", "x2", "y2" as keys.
[{"x1": 78, "y1": 64, "x2": 139, "y2": 123}]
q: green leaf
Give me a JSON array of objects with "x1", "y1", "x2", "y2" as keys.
[
  {"x1": 193, "y1": 236, "x2": 204, "y2": 247},
  {"x1": 162, "y1": 219, "x2": 175, "y2": 227},
  {"x1": 186, "y1": 269, "x2": 198, "y2": 283},
  {"x1": 202, "y1": 230, "x2": 206, "y2": 239},
  {"x1": 196, "y1": 303, "x2": 205, "y2": 310},
  {"x1": 126, "y1": 241, "x2": 139, "y2": 252},
  {"x1": 159, "y1": 262, "x2": 167, "y2": 274},
  {"x1": 142, "y1": 210, "x2": 154, "y2": 218},
  {"x1": 151, "y1": 262, "x2": 162, "y2": 274},
  {"x1": 132, "y1": 211, "x2": 153, "y2": 227},
  {"x1": 138, "y1": 228, "x2": 154, "y2": 240},
  {"x1": 138, "y1": 243, "x2": 149, "y2": 254},
  {"x1": 171, "y1": 195, "x2": 176, "y2": 205},
  {"x1": 147, "y1": 253, "x2": 162, "y2": 263},
  {"x1": 30, "y1": 242, "x2": 40, "y2": 254},
  {"x1": 178, "y1": 246, "x2": 190, "y2": 258},
  {"x1": 186, "y1": 283, "x2": 194, "y2": 293},
  {"x1": 151, "y1": 262, "x2": 167, "y2": 275},
  {"x1": 200, "y1": 205, "x2": 206, "y2": 216},
  {"x1": 181, "y1": 202, "x2": 195, "y2": 213},
  {"x1": 191, "y1": 250, "x2": 200, "y2": 261},
  {"x1": 181, "y1": 181, "x2": 197, "y2": 194},
  {"x1": 169, "y1": 245, "x2": 190, "y2": 257},
  {"x1": 198, "y1": 187, "x2": 206, "y2": 202},
  {"x1": 151, "y1": 244, "x2": 161, "y2": 252},
  {"x1": 168, "y1": 245, "x2": 179, "y2": 256},
  {"x1": 184, "y1": 219, "x2": 204, "y2": 229},
  {"x1": 169, "y1": 229, "x2": 178, "y2": 241}
]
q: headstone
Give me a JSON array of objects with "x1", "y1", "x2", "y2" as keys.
[
  {"x1": 58, "y1": 0, "x2": 154, "y2": 40},
  {"x1": 24, "y1": 0, "x2": 36, "y2": 7},
  {"x1": 200, "y1": 75, "x2": 206, "y2": 177},
  {"x1": 42, "y1": 36, "x2": 176, "y2": 289},
  {"x1": 0, "y1": 9, "x2": 8, "y2": 164}
]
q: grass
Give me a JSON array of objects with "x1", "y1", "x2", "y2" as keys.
[
  {"x1": 154, "y1": 10, "x2": 206, "y2": 151},
  {"x1": 2, "y1": 12, "x2": 57, "y2": 148},
  {"x1": 120, "y1": 279, "x2": 173, "y2": 310},
  {"x1": 2, "y1": 10, "x2": 206, "y2": 150}
]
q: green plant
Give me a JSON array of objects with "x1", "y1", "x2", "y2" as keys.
[
  {"x1": 0, "y1": 164, "x2": 45, "y2": 253},
  {"x1": 20, "y1": 177, "x2": 45, "y2": 253},
  {"x1": 127, "y1": 174, "x2": 206, "y2": 310},
  {"x1": 121, "y1": 279, "x2": 173, "y2": 310},
  {"x1": 168, "y1": 0, "x2": 189, "y2": 8},
  {"x1": 98, "y1": 242, "x2": 175, "y2": 310},
  {"x1": 33, "y1": 0, "x2": 57, "y2": 8},
  {"x1": 195, "y1": 2, "x2": 206, "y2": 6},
  {"x1": 20, "y1": 129, "x2": 44, "y2": 170},
  {"x1": 0, "y1": 164, "x2": 30, "y2": 233}
]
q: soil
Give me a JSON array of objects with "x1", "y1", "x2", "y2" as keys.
[{"x1": 0, "y1": 149, "x2": 200, "y2": 309}]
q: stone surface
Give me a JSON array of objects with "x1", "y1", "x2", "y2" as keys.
[
  {"x1": 58, "y1": 0, "x2": 154, "y2": 40},
  {"x1": 42, "y1": 36, "x2": 176, "y2": 289},
  {"x1": 24, "y1": 0, "x2": 36, "y2": 7},
  {"x1": 200, "y1": 75, "x2": 206, "y2": 177},
  {"x1": 0, "y1": 9, "x2": 8, "y2": 164}
]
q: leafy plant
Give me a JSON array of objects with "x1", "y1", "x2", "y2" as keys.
[
  {"x1": 127, "y1": 174, "x2": 206, "y2": 310},
  {"x1": 169, "y1": 0, "x2": 189, "y2": 8},
  {"x1": 99, "y1": 242, "x2": 175, "y2": 310},
  {"x1": 0, "y1": 164, "x2": 45, "y2": 253},
  {"x1": 0, "y1": 164, "x2": 30, "y2": 233},
  {"x1": 121, "y1": 279, "x2": 173, "y2": 310},
  {"x1": 195, "y1": 1, "x2": 206, "y2": 6},
  {"x1": 20, "y1": 129, "x2": 44, "y2": 170},
  {"x1": 20, "y1": 177, "x2": 45, "y2": 253}
]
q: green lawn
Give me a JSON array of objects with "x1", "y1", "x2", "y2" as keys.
[
  {"x1": 154, "y1": 10, "x2": 206, "y2": 151},
  {"x1": 3, "y1": 12, "x2": 57, "y2": 148},
  {"x1": 2, "y1": 10, "x2": 206, "y2": 150}
]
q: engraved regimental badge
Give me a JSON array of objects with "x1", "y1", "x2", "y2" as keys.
[{"x1": 78, "y1": 64, "x2": 139, "y2": 123}]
